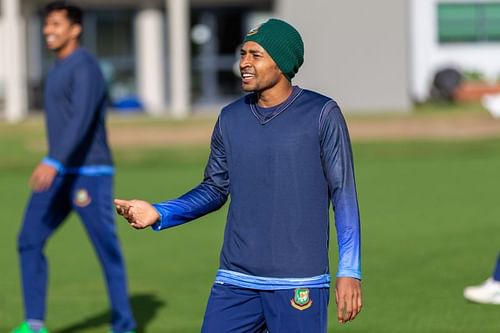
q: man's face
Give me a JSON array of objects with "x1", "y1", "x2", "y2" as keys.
[
  {"x1": 239, "y1": 41, "x2": 284, "y2": 92},
  {"x1": 43, "y1": 10, "x2": 81, "y2": 52}
]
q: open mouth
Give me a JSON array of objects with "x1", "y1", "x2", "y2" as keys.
[
  {"x1": 45, "y1": 35, "x2": 57, "y2": 44},
  {"x1": 241, "y1": 72, "x2": 255, "y2": 83}
]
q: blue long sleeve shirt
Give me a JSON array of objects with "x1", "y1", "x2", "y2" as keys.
[
  {"x1": 42, "y1": 48, "x2": 113, "y2": 175},
  {"x1": 153, "y1": 87, "x2": 361, "y2": 289}
]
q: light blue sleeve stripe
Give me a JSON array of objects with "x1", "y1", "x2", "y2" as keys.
[
  {"x1": 42, "y1": 157, "x2": 63, "y2": 172},
  {"x1": 149, "y1": 183, "x2": 227, "y2": 231},
  {"x1": 214, "y1": 269, "x2": 330, "y2": 290},
  {"x1": 64, "y1": 165, "x2": 114, "y2": 175},
  {"x1": 41, "y1": 157, "x2": 114, "y2": 176}
]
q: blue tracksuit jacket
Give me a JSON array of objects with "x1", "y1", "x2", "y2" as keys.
[{"x1": 42, "y1": 48, "x2": 113, "y2": 175}]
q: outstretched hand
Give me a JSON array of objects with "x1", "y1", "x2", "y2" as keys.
[
  {"x1": 335, "y1": 277, "x2": 362, "y2": 324},
  {"x1": 114, "y1": 199, "x2": 160, "y2": 229}
]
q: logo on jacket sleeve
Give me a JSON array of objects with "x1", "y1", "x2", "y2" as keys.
[
  {"x1": 74, "y1": 188, "x2": 91, "y2": 207},
  {"x1": 290, "y1": 288, "x2": 313, "y2": 310}
]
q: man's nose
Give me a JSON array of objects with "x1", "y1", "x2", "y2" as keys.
[{"x1": 240, "y1": 55, "x2": 251, "y2": 68}]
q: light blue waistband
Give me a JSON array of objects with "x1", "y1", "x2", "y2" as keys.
[
  {"x1": 215, "y1": 269, "x2": 330, "y2": 290},
  {"x1": 43, "y1": 157, "x2": 114, "y2": 176}
]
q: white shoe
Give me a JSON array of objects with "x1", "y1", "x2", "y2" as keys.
[{"x1": 464, "y1": 278, "x2": 500, "y2": 304}]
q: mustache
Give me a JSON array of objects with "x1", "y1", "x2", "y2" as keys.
[{"x1": 240, "y1": 68, "x2": 255, "y2": 75}]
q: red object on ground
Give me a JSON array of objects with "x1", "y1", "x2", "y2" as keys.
[{"x1": 454, "y1": 83, "x2": 500, "y2": 102}]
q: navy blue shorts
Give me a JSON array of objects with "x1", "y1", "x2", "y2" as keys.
[{"x1": 201, "y1": 283, "x2": 329, "y2": 333}]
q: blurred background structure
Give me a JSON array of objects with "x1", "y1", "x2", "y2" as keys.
[{"x1": 1, "y1": 0, "x2": 500, "y2": 122}]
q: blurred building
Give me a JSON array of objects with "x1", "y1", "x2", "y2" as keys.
[
  {"x1": 411, "y1": 0, "x2": 500, "y2": 102},
  {"x1": 281, "y1": 0, "x2": 410, "y2": 112},
  {"x1": 1, "y1": 0, "x2": 272, "y2": 122},
  {"x1": 3, "y1": 0, "x2": 497, "y2": 122}
]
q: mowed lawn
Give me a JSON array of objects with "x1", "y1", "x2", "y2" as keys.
[{"x1": 1, "y1": 115, "x2": 500, "y2": 332}]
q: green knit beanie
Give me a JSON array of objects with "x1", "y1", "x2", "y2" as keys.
[{"x1": 243, "y1": 18, "x2": 304, "y2": 81}]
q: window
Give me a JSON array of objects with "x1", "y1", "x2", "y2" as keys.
[{"x1": 438, "y1": 3, "x2": 500, "y2": 43}]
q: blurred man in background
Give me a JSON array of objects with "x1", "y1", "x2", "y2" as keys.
[
  {"x1": 115, "y1": 18, "x2": 362, "y2": 332},
  {"x1": 12, "y1": 2, "x2": 136, "y2": 332},
  {"x1": 464, "y1": 254, "x2": 500, "y2": 304}
]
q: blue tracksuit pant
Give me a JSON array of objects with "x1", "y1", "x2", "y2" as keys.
[{"x1": 17, "y1": 175, "x2": 136, "y2": 332}]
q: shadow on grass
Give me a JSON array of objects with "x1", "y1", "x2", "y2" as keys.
[{"x1": 53, "y1": 293, "x2": 165, "y2": 333}]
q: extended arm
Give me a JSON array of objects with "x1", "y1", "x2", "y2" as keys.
[
  {"x1": 319, "y1": 101, "x2": 362, "y2": 323},
  {"x1": 116, "y1": 118, "x2": 229, "y2": 230}
]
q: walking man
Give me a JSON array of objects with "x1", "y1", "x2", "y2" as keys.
[{"x1": 12, "y1": 2, "x2": 136, "y2": 332}]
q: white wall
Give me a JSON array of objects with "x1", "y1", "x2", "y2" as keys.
[
  {"x1": 410, "y1": 0, "x2": 500, "y2": 102},
  {"x1": 277, "y1": 0, "x2": 411, "y2": 112}
]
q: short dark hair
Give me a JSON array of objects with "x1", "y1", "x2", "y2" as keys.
[{"x1": 44, "y1": 1, "x2": 83, "y2": 27}]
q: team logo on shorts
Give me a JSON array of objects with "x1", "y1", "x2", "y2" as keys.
[
  {"x1": 74, "y1": 189, "x2": 91, "y2": 207},
  {"x1": 290, "y1": 288, "x2": 313, "y2": 311}
]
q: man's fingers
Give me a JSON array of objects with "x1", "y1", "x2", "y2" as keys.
[
  {"x1": 114, "y1": 199, "x2": 156, "y2": 230},
  {"x1": 337, "y1": 299, "x2": 344, "y2": 324},
  {"x1": 115, "y1": 204, "x2": 127, "y2": 217},
  {"x1": 343, "y1": 297, "x2": 353, "y2": 323},
  {"x1": 336, "y1": 288, "x2": 343, "y2": 323},
  {"x1": 29, "y1": 173, "x2": 43, "y2": 191},
  {"x1": 356, "y1": 292, "x2": 363, "y2": 318},
  {"x1": 336, "y1": 292, "x2": 361, "y2": 324},
  {"x1": 342, "y1": 290, "x2": 362, "y2": 322},
  {"x1": 34, "y1": 179, "x2": 48, "y2": 192},
  {"x1": 117, "y1": 206, "x2": 143, "y2": 228},
  {"x1": 127, "y1": 209, "x2": 137, "y2": 221},
  {"x1": 336, "y1": 277, "x2": 362, "y2": 324},
  {"x1": 114, "y1": 199, "x2": 131, "y2": 207},
  {"x1": 130, "y1": 221, "x2": 147, "y2": 229},
  {"x1": 350, "y1": 294, "x2": 359, "y2": 321},
  {"x1": 114, "y1": 199, "x2": 133, "y2": 217},
  {"x1": 351, "y1": 287, "x2": 362, "y2": 321}
]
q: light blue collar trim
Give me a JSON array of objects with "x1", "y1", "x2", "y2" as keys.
[{"x1": 215, "y1": 269, "x2": 330, "y2": 290}]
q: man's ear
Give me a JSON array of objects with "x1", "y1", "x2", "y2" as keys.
[{"x1": 70, "y1": 24, "x2": 82, "y2": 40}]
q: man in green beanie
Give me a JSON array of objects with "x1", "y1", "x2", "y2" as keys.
[{"x1": 115, "y1": 18, "x2": 362, "y2": 332}]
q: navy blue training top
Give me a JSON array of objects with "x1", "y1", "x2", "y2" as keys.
[
  {"x1": 153, "y1": 87, "x2": 361, "y2": 289},
  {"x1": 42, "y1": 48, "x2": 113, "y2": 175}
]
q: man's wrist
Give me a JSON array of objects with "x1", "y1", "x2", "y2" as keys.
[{"x1": 42, "y1": 157, "x2": 63, "y2": 172}]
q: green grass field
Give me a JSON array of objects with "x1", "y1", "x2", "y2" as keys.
[{"x1": 1, "y1": 113, "x2": 500, "y2": 332}]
